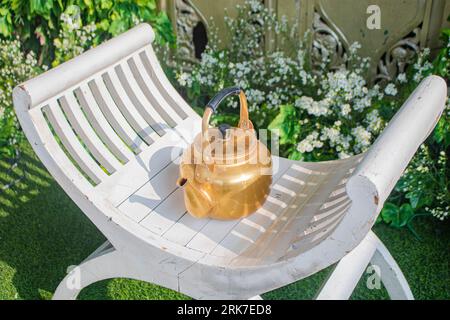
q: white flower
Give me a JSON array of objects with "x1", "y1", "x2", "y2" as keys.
[
  {"x1": 295, "y1": 96, "x2": 330, "y2": 116},
  {"x1": 176, "y1": 72, "x2": 191, "y2": 87},
  {"x1": 397, "y1": 73, "x2": 407, "y2": 83},
  {"x1": 352, "y1": 126, "x2": 372, "y2": 152},
  {"x1": 349, "y1": 42, "x2": 362, "y2": 54},
  {"x1": 384, "y1": 83, "x2": 398, "y2": 96},
  {"x1": 365, "y1": 109, "x2": 383, "y2": 133},
  {"x1": 341, "y1": 104, "x2": 351, "y2": 116},
  {"x1": 297, "y1": 131, "x2": 323, "y2": 153}
]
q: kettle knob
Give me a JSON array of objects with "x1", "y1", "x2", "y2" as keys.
[{"x1": 218, "y1": 123, "x2": 231, "y2": 139}]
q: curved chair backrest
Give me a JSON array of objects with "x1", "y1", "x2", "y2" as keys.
[{"x1": 13, "y1": 24, "x2": 198, "y2": 209}]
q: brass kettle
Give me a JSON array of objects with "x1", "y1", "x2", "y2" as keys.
[{"x1": 177, "y1": 87, "x2": 272, "y2": 220}]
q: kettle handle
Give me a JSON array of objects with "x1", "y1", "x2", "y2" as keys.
[{"x1": 202, "y1": 87, "x2": 253, "y2": 138}]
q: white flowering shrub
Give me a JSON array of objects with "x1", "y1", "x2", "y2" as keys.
[
  {"x1": 172, "y1": 1, "x2": 449, "y2": 224},
  {"x1": 399, "y1": 145, "x2": 449, "y2": 221},
  {"x1": 0, "y1": 38, "x2": 40, "y2": 159},
  {"x1": 52, "y1": 9, "x2": 97, "y2": 67},
  {"x1": 175, "y1": 0, "x2": 386, "y2": 161},
  {"x1": 388, "y1": 29, "x2": 450, "y2": 223}
]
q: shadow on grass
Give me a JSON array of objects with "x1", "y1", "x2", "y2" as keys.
[
  {"x1": 0, "y1": 146, "x2": 104, "y2": 299},
  {"x1": 0, "y1": 143, "x2": 448, "y2": 300},
  {"x1": 0, "y1": 143, "x2": 187, "y2": 300}
]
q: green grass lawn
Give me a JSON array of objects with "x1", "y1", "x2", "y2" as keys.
[{"x1": 0, "y1": 142, "x2": 449, "y2": 300}]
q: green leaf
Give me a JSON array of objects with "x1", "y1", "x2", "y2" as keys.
[
  {"x1": 441, "y1": 28, "x2": 450, "y2": 37},
  {"x1": 287, "y1": 149, "x2": 303, "y2": 161},
  {"x1": 100, "y1": 0, "x2": 113, "y2": 10},
  {"x1": 398, "y1": 204, "x2": 415, "y2": 227},
  {"x1": 0, "y1": 15, "x2": 12, "y2": 37},
  {"x1": 268, "y1": 104, "x2": 300, "y2": 145},
  {"x1": 433, "y1": 116, "x2": 450, "y2": 147},
  {"x1": 108, "y1": 19, "x2": 128, "y2": 35},
  {"x1": 30, "y1": 0, "x2": 54, "y2": 19},
  {"x1": 407, "y1": 193, "x2": 420, "y2": 209},
  {"x1": 380, "y1": 203, "x2": 399, "y2": 224},
  {"x1": 97, "y1": 19, "x2": 110, "y2": 31},
  {"x1": 381, "y1": 203, "x2": 414, "y2": 228}
]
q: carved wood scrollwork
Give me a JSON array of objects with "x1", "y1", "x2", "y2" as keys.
[
  {"x1": 175, "y1": 0, "x2": 208, "y2": 65},
  {"x1": 375, "y1": 27, "x2": 422, "y2": 83},
  {"x1": 311, "y1": 11, "x2": 347, "y2": 71}
]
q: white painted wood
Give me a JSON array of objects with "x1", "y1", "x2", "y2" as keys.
[
  {"x1": 99, "y1": 71, "x2": 159, "y2": 143},
  {"x1": 348, "y1": 75, "x2": 448, "y2": 206},
  {"x1": 43, "y1": 101, "x2": 107, "y2": 184},
  {"x1": 140, "y1": 46, "x2": 198, "y2": 119},
  {"x1": 370, "y1": 232, "x2": 414, "y2": 300},
  {"x1": 115, "y1": 62, "x2": 170, "y2": 133},
  {"x1": 59, "y1": 93, "x2": 122, "y2": 173},
  {"x1": 12, "y1": 23, "x2": 446, "y2": 300},
  {"x1": 96, "y1": 119, "x2": 195, "y2": 205},
  {"x1": 53, "y1": 243, "x2": 180, "y2": 300},
  {"x1": 74, "y1": 85, "x2": 134, "y2": 163},
  {"x1": 23, "y1": 24, "x2": 155, "y2": 107},
  {"x1": 89, "y1": 78, "x2": 148, "y2": 152},
  {"x1": 117, "y1": 160, "x2": 180, "y2": 222},
  {"x1": 315, "y1": 231, "x2": 378, "y2": 300},
  {"x1": 129, "y1": 54, "x2": 184, "y2": 126},
  {"x1": 316, "y1": 231, "x2": 413, "y2": 300}
]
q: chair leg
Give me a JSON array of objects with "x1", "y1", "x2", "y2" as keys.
[
  {"x1": 53, "y1": 244, "x2": 124, "y2": 300},
  {"x1": 316, "y1": 231, "x2": 413, "y2": 300},
  {"x1": 370, "y1": 233, "x2": 414, "y2": 300}
]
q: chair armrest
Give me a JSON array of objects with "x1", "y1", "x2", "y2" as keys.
[{"x1": 347, "y1": 75, "x2": 448, "y2": 208}]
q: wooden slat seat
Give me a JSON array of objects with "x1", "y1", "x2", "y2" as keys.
[{"x1": 114, "y1": 153, "x2": 361, "y2": 264}]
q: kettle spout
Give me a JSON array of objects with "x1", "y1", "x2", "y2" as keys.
[
  {"x1": 177, "y1": 176, "x2": 214, "y2": 219},
  {"x1": 177, "y1": 177, "x2": 188, "y2": 187}
]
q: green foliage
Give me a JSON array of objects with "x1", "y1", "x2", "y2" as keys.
[
  {"x1": 0, "y1": 0, "x2": 176, "y2": 161},
  {"x1": 267, "y1": 105, "x2": 300, "y2": 145},
  {"x1": 382, "y1": 28, "x2": 450, "y2": 223},
  {"x1": 0, "y1": 0, "x2": 175, "y2": 66},
  {"x1": 379, "y1": 203, "x2": 415, "y2": 229},
  {"x1": 0, "y1": 38, "x2": 41, "y2": 159}
]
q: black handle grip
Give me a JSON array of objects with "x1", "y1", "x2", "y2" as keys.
[{"x1": 206, "y1": 86, "x2": 242, "y2": 113}]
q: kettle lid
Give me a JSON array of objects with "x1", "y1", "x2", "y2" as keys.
[
  {"x1": 193, "y1": 125, "x2": 257, "y2": 163},
  {"x1": 193, "y1": 87, "x2": 259, "y2": 164}
]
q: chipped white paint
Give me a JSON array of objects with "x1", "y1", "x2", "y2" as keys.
[{"x1": 13, "y1": 23, "x2": 447, "y2": 300}]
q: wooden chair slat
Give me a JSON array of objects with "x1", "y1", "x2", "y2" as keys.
[
  {"x1": 140, "y1": 47, "x2": 195, "y2": 118},
  {"x1": 43, "y1": 101, "x2": 107, "y2": 184},
  {"x1": 60, "y1": 92, "x2": 122, "y2": 173},
  {"x1": 128, "y1": 54, "x2": 183, "y2": 126},
  {"x1": 117, "y1": 160, "x2": 180, "y2": 222},
  {"x1": 102, "y1": 70, "x2": 159, "y2": 143},
  {"x1": 115, "y1": 61, "x2": 170, "y2": 133},
  {"x1": 74, "y1": 85, "x2": 133, "y2": 163},
  {"x1": 88, "y1": 78, "x2": 148, "y2": 152},
  {"x1": 96, "y1": 119, "x2": 194, "y2": 205},
  {"x1": 140, "y1": 188, "x2": 187, "y2": 236},
  {"x1": 30, "y1": 109, "x2": 95, "y2": 191},
  {"x1": 162, "y1": 212, "x2": 211, "y2": 246}
]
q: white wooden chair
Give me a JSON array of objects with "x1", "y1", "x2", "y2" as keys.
[{"x1": 13, "y1": 24, "x2": 447, "y2": 300}]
